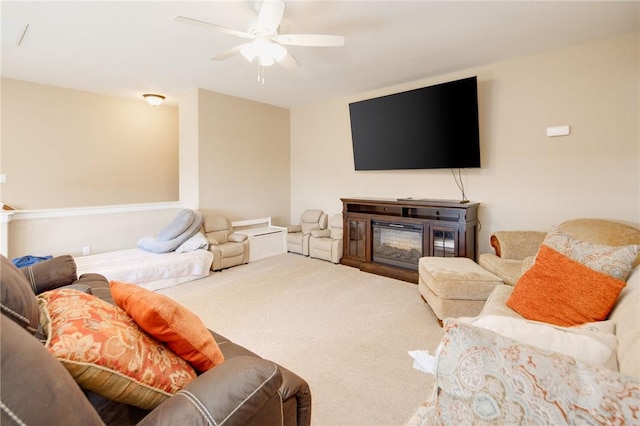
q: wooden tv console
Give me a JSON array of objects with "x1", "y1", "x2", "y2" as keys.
[{"x1": 340, "y1": 197, "x2": 479, "y2": 284}]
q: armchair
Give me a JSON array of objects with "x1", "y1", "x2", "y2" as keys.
[
  {"x1": 202, "y1": 215, "x2": 249, "y2": 271},
  {"x1": 479, "y1": 218, "x2": 640, "y2": 285},
  {"x1": 309, "y1": 213, "x2": 343, "y2": 263},
  {"x1": 286, "y1": 209, "x2": 328, "y2": 256}
]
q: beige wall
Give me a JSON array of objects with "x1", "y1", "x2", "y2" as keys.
[
  {"x1": 2, "y1": 83, "x2": 291, "y2": 257},
  {"x1": 3, "y1": 33, "x2": 637, "y2": 258},
  {"x1": 290, "y1": 33, "x2": 640, "y2": 255},
  {"x1": 7, "y1": 207, "x2": 182, "y2": 257},
  {"x1": 0, "y1": 78, "x2": 179, "y2": 209},
  {"x1": 197, "y1": 88, "x2": 291, "y2": 226}
]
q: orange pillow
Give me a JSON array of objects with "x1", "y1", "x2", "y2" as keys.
[
  {"x1": 110, "y1": 281, "x2": 224, "y2": 372},
  {"x1": 507, "y1": 245, "x2": 626, "y2": 327}
]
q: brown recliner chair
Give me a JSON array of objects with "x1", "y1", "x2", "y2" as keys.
[
  {"x1": 202, "y1": 215, "x2": 250, "y2": 271},
  {"x1": 0, "y1": 255, "x2": 311, "y2": 426}
]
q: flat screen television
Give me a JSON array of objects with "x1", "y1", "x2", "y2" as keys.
[{"x1": 349, "y1": 76, "x2": 480, "y2": 171}]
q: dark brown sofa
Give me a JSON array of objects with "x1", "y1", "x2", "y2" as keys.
[{"x1": 1, "y1": 255, "x2": 311, "y2": 425}]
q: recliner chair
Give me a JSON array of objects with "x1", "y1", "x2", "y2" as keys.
[
  {"x1": 202, "y1": 215, "x2": 249, "y2": 271},
  {"x1": 286, "y1": 209, "x2": 328, "y2": 256},
  {"x1": 309, "y1": 213, "x2": 343, "y2": 264}
]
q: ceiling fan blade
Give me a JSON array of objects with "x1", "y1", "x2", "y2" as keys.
[
  {"x1": 175, "y1": 16, "x2": 252, "y2": 39},
  {"x1": 277, "y1": 52, "x2": 300, "y2": 70},
  {"x1": 257, "y1": 0, "x2": 285, "y2": 33},
  {"x1": 274, "y1": 34, "x2": 345, "y2": 47},
  {"x1": 211, "y1": 43, "x2": 250, "y2": 61}
]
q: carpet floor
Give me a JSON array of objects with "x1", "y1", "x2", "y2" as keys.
[{"x1": 158, "y1": 253, "x2": 444, "y2": 426}]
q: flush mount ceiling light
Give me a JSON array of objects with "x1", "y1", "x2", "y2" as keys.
[{"x1": 143, "y1": 94, "x2": 165, "y2": 107}]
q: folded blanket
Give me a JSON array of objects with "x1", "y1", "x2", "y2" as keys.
[{"x1": 137, "y1": 211, "x2": 204, "y2": 254}]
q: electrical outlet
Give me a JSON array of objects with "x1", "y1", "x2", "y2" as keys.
[{"x1": 82, "y1": 246, "x2": 91, "y2": 256}]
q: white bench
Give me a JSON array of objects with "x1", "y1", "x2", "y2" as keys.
[{"x1": 232, "y1": 217, "x2": 287, "y2": 262}]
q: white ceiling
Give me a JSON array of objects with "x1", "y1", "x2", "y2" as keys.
[{"x1": 2, "y1": 1, "x2": 638, "y2": 108}]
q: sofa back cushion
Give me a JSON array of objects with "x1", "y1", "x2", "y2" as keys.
[
  {"x1": 300, "y1": 210, "x2": 327, "y2": 234},
  {"x1": 301, "y1": 209, "x2": 323, "y2": 224},
  {"x1": 559, "y1": 218, "x2": 640, "y2": 266},
  {"x1": 203, "y1": 215, "x2": 232, "y2": 243},
  {"x1": 1, "y1": 312, "x2": 104, "y2": 426},
  {"x1": 0, "y1": 255, "x2": 39, "y2": 334},
  {"x1": 329, "y1": 214, "x2": 343, "y2": 240}
]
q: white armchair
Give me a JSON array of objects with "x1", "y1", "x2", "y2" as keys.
[
  {"x1": 202, "y1": 215, "x2": 249, "y2": 271},
  {"x1": 286, "y1": 209, "x2": 328, "y2": 256},
  {"x1": 309, "y1": 214, "x2": 343, "y2": 264}
]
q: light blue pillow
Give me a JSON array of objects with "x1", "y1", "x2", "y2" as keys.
[
  {"x1": 138, "y1": 213, "x2": 204, "y2": 254},
  {"x1": 157, "y1": 210, "x2": 195, "y2": 242}
]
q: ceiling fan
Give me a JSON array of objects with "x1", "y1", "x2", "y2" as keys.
[{"x1": 175, "y1": 0, "x2": 345, "y2": 69}]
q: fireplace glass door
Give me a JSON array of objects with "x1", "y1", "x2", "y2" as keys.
[
  {"x1": 372, "y1": 221, "x2": 423, "y2": 270},
  {"x1": 431, "y1": 227, "x2": 457, "y2": 257}
]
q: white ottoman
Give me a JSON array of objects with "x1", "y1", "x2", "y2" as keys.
[{"x1": 418, "y1": 257, "x2": 503, "y2": 325}]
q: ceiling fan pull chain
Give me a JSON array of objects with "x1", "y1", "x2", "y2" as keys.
[{"x1": 259, "y1": 64, "x2": 265, "y2": 85}]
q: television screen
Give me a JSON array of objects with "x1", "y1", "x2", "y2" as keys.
[{"x1": 349, "y1": 76, "x2": 480, "y2": 170}]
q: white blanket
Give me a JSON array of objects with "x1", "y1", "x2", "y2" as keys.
[{"x1": 74, "y1": 248, "x2": 213, "y2": 291}]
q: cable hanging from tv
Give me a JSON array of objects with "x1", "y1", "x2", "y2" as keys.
[{"x1": 451, "y1": 169, "x2": 469, "y2": 203}]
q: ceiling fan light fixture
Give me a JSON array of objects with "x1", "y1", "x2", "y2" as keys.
[
  {"x1": 143, "y1": 94, "x2": 165, "y2": 107},
  {"x1": 240, "y1": 43, "x2": 258, "y2": 62},
  {"x1": 241, "y1": 37, "x2": 286, "y2": 66},
  {"x1": 260, "y1": 53, "x2": 275, "y2": 67},
  {"x1": 270, "y1": 42, "x2": 287, "y2": 62}
]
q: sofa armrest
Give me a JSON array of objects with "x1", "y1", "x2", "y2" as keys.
[
  {"x1": 73, "y1": 273, "x2": 115, "y2": 304},
  {"x1": 228, "y1": 233, "x2": 248, "y2": 243},
  {"x1": 490, "y1": 231, "x2": 547, "y2": 260},
  {"x1": 138, "y1": 356, "x2": 283, "y2": 426},
  {"x1": 20, "y1": 255, "x2": 77, "y2": 294},
  {"x1": 311, "y1": 229, "x2": 331, "y2": 238},
  {"x1": 287, "y1": 225, "x2": 302, "y2": 233}
]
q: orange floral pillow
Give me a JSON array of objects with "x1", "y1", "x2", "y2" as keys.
[
  {"x1": 37, "y1": 289, "x2": 196, "y2": 410},
  {"x1": 110, "y1": 281, "x2": 224, "y2": 372},
  {"x1": 507, "y1": 245, "x2": 626, "y2": 326}
]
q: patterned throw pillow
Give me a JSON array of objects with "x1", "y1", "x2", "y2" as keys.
[
  {"x1": 38, "y1": 289, "x2": 196, "y2": 410},
  {"x1": 543, "y1": 226, "x2": 638, "y2": 281},
  {"x1": 430, "y1": 319, "x2": 640, "y2": 425},
  {"x1": 506, "y1": 227, "x2": 638, "y2": 326},
  {"x1": 110, "y1": 281, "x2": 224, "y2": 372}
]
